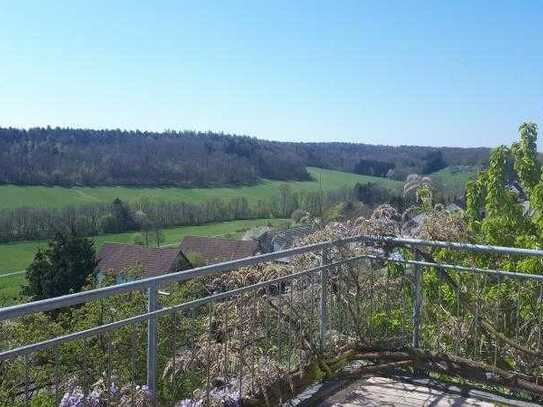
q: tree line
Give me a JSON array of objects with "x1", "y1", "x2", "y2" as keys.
[
  {"x1": 0, "y1": 126, "x2": 489, "y2": 187},
  {"x1": 351, "y1": 151, "x2": 447, "y2": 178},
  {"x1": 0, "y1": 187, "x2": 354, "y2": 243},
  {"x1": 0, "y1": 127, "x2": 310, "y2": 187}
]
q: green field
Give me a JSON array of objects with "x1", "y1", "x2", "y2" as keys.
[
  {"x1": 0, "y1": 218, "x2": 289, "y2": 304},
  {"x1": 431, "y1": 166, "x2": 479, "y2": 196},
  {"x1": 0, "y1": 167, "x2": 402, "y2": 210}
]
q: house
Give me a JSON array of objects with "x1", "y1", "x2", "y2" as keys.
[
  {"x1": 180, "y1": 235, "x2": 259, "y2": 266},
  {"x1": 96, "y1": 243, "x2": 191, "y2": 283},
  {"x1": 254, "y1": 224, "x2": 314, "y2": 253},
  {"x1": 242, "y1": 226, "x2": 273, "y2": 241},
  {"x1": 271, "y1": 224, "x2": 314, "y2": 252}
]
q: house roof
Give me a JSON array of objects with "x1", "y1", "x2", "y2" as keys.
[
  {"x1": 271, "y1": 225, "x2": 314, "y2": 250},
  {"x1": 180, "y1": 235, "x2": 258, "y2": 265},
  {"x1": 97, "y1": 243, "x2": 184, "y2": 278}
]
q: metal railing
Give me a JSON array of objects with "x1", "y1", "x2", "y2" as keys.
[{"x1": 1, "y1": 234, "x2": 543, "y2": 406}]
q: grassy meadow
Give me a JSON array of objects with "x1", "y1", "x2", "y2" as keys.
[
  {"x1": 431, "y1": 166, "x2": 479, "y2": 197},
  {"x1": 0, "y1": 218, "x2": 289, "y2": 304},
  {"x1": 0, "y1": 167, "x2": 402, "y2": 210}
]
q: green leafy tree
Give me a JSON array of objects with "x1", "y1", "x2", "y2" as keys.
[
  {"x1": 278, "y1": 183, "x2": 292, "y2": 218},
  {"x1": 23, "y1": 232, "x2": 97, "y2": 300},
  {"x1": 466, "y1": 122, "x2": 538, "y2": 246},
  {"x1": 511, "y1": 122, "x2": 539, "y2": 196},
  {"x1": 153, "y1": 227, "x2": 165, "y2": 247},
  {"x1": 134, "y1": 209, "x2": 153, "y2": 246},
  {"x1": 465, "y1": 170, "x2": 486, "y2": 228}
]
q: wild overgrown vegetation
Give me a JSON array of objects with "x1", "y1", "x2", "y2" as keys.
[{"x1": 466, "y1": 122, "x2": 542, "y2": 248}]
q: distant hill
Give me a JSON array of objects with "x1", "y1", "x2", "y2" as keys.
[{"x1": 0, "y1": 127, "x2": 490, "y2": 187}]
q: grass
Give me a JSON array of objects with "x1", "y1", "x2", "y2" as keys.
[
  {"x1": 431, "y1": 166, "x2": 479, "y2": 197},
  {"x1": 0, "y1": 167, "x2": 402, "y2": 210},
  {"x1": 0, "y1": 218, "x2": 289, "y2": 304}
]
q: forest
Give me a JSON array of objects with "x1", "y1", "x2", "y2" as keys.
[{"x1": 0, "y1": 127, "x2": 489, "y2": 187}]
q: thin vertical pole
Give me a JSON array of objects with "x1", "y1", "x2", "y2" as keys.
[
  {"x1": 320, "y1": 248, "x2": 329, "y2": 352},
  {"x1": 412, "y1": 257, "x2": 423, "y2": 349},
  {"x1": 147, "y1": 283, "x2": 159, "y2": 401}
]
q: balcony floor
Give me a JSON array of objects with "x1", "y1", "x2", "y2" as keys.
[{"x1": 316, "y1": 376, "x2": 531, "y2": 407}]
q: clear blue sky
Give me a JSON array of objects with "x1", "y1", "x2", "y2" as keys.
[{"x1": 0, "y1": 1, "x2": 541, "y2": 147}]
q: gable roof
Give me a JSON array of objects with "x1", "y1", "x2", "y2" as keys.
[
  {"x1": 97, "y1": 243, "x2": 186, "y2": 278},
  {"x1": 180, "y1": 235, "x2": 258, "y2": 265},
  {"x1": 271, "y1": 225, "x2": 314, "y2": 250}
]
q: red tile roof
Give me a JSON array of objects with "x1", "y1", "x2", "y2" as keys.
[
  {"x1": 97, "y1": 243, "x2": 184, "y2": 278},
  {"x1": 180, "y1": 236, "x2": 258, "y2": 265}
]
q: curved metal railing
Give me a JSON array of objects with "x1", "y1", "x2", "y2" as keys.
[{"x1": 1, "y1": 234, "x2": 542, "y2": 405}]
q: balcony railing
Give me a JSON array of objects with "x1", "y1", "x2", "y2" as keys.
[{"x1": 1, "y1": 235, "x2": 543, "y2": 405}]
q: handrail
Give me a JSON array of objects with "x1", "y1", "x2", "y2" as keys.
[
  {"x1": 360, "y1": 235, "x2": 543, "y2": 257},
  {"x1": 0, "y1": 254, "x2": 371, "y2": 361},
  {"x1": 0, "y1": 236, "x2": 349, "y2": 321},
  {"x1": 4, "y1": 250, "x2": 543, "y2": 361},
  {"x1": 3, "y1": 234, "x2": 543, "y2": 403},
  {"x1": 2, "y1": 234, "x2": 543, "y2": 321},
  {"x1": 360, "y1": 254, "x2": 543, "y2": 281}
]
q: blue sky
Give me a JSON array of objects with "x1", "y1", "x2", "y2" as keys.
[{"x1": 0, "y1": 1, "x2": 541, "y2": 147}]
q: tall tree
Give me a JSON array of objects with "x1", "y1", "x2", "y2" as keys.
[
  {"x1": 23, "y1": 232, "x2": 97, "y2": 300},
  {"x1": 279, "y1": 184, "x2": 292, "y2": 218},
  {"x1": 466, "y1": 123, "x2": 537, "y2": 246},
  {"x1": 111, "y1": 198, "x2": 137, "y2": 231},
  {"x1": 511, "y1": 122, "x2": 539, "y2": 196},
  {"x1": 101, "y1": 198, "x2": 137, "y2": 233}
]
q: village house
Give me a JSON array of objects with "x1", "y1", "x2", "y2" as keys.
[
  {"x1": 96, "y1": 243, "x2": 191, "y2": 283},
  {"x1": 179, "y1": 235, "x2": 259, "y2": 266},
  {"x1": 97, "y1": 236, "x2": 261, "y2": 284},
  {"x1": 247, "y1": 224, "x2": 314, "y2": 253}
]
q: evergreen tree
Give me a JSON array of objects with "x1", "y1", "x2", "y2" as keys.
[
  {"x1": 23, "y1": 232, "x2": 97, "y2": 300},
  {"x1": 101, "y1": 198, "x2": 137, "y2": 233},
  {"x1": 112, "y1": 198, "x2": 137, "y2": 231}
]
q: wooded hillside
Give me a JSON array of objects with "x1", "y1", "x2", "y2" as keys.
[{"x1": 0, "y1": 127, "x2": 490, "y2": 187}]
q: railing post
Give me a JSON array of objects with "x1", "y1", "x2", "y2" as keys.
[
  {"x1": 320, "y1": 247, "x2": 330, "y2": 352},
  {"x1": 412, "y1": 259, "x2": 423, "y2": 348},
  {"x1": 147, "y1": 282, "x2": 159, "y2": 401}
]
